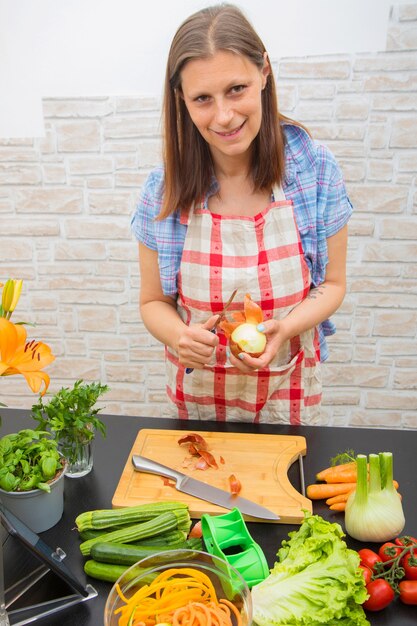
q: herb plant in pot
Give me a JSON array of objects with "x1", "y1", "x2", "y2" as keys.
[
  {"x1": 31, "y1": 379, "x2": 109, "y2": 478},
  {"x1": 0, "y1": 429, "x2": 66, "y2": 533}
]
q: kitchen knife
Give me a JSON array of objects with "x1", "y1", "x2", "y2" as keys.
[
  {"x1": 185, "y1": 289, "x2": 238, "y2": 374},
  {"x1": 132, "y1": 454, "x2": 279, "y2": 521}
]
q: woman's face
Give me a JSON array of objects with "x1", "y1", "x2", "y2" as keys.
[{"x1": 180, "y1": 50, "x2": 269, "y2": 164}]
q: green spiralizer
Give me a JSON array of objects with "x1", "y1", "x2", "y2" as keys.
[{"x1": 201, "y1": 507, "x2": 269, "y2": 589}]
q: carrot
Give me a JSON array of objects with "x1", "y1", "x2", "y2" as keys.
[
  {"x1": 329, "y1": 502, "x2": 346, "y2": 512},
  {"x1": 323, "y1": 470, "x2": 359, "y2": 483},
  {"x1": 306, "y1": 482, "x2": 357, "y2": 500},
  {"x1": 316, "y1": 462, "x2": 356, "y2": 481},
  {"x1": 173, "y1": 600, "x2": 242, "y2": 626},
  {"x1": 114, "y1": 567, "x2": 240, "y2": 626},
  {"x1": 325, "y1": 491, "x2": 354, "y2": 506}
]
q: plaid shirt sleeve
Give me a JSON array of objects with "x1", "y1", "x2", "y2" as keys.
[
  {"x1": 130, "y1": 167, "x2": 186, "y2": 298},
  {"x1": 283, "y1": 124, "x2": 353, "y2": 360},
  {"x1": 318, "y1": 143, "x2": 353, "y2": 238}
]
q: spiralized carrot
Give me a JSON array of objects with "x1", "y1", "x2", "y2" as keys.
[
  {"x1": 172, "y1": 600, "x2": 242, "y2": 626},
  {"x1": 114, "y1": 567, "x2": 241, "y2": 626}
]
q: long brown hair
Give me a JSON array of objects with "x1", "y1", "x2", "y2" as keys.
[{"x1": 160, "y1": 3, "x2": 295, "y2": 219}]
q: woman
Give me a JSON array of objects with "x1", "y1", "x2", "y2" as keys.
[{"x1": 131, "y1": 4, "x2": 352, "y2": 424}]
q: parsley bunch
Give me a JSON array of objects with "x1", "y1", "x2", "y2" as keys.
[{"x1": 31, "y1": 379, "x2": 109, "y2": 455}]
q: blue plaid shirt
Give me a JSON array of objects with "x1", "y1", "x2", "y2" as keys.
[{"x1": 131, "y1": 123, "x2": 353, "y2": 360}]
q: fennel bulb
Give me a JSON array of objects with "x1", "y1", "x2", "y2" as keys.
[
  {"x1": 345, "y1": 452, "x2": 405, "y2": 543},
  {"x1": 251, "y1": 513, "x2": 369, "y2": 626}
]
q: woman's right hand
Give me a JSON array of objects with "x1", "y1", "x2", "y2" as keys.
[{"x1": 176, "y1": 315, "x2": 220, "y2": 369}]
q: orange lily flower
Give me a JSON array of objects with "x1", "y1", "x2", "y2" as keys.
[{"x1": 0, "y1": 317, "x2": 55, "y2": 395}]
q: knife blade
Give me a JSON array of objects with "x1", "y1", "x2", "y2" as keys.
[{"x1": 132, "y1": 454, "x2": 279, "y2": 521}]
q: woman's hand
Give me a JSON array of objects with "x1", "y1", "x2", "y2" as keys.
[
  {"x1": 227, "y1": 319, "x2": 286, "y2": 372},
  {"x1": 227, "y1": 226, "x2": 348, "y2": 373},
  {"x1": 177, "y1": 315, "x2": 220, "y2": 369}
]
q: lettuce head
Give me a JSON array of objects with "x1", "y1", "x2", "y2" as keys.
[{"x1": 251, "y1": 513, "x2": 369, "y2": 626}]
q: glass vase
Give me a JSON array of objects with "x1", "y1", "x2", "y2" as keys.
[{"x1": 61, "y1": 439, "x2": 93, "y2": 478}]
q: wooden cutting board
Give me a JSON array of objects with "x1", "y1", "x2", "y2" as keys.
[{"x1": 112, "y1": 429, "x2": 311, "y2": 524}]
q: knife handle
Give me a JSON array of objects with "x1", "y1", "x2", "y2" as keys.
[
  {"x1": 186, "y1": 327, "x2": 217, "y2": 374},
  {"x1": 132, "y1": 455, "x2": 182, "y2": 484}
]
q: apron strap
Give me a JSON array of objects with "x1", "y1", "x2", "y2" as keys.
[{"x1": 272, "y1": 185, "x2": 286, "y2": 201}]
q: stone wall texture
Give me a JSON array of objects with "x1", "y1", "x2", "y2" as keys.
[{"x1": 1, "y1": 4, "x2": 416, "y2": 428}]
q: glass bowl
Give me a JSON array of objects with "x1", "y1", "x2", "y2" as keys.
[{"x1": 104, "y1": 548, "x2": 253, "y2": 626}]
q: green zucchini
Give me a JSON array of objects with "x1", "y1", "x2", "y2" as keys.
[
  {"x1": 79, "y1": 511, "x2": 184, "y2": 556},
  {"x1": 84, "y1": 559, "x2": 129, "y2": 583},
  {"x1": 79, "y1": 528, "x2": 107, "y2": 541},
  {"x1": 91, "y1": 542, "x2": 163, "y2": 565},
  {"x1": 90, "y1": 536, "x2": 203, "y2": 566},
  {"x1": 84, "y1": 560, "x2": 157, "y2": 584},
  {"x1": 132, "y1": 529, "x2": 187, "y2": 547},
  {"x1": 184, "y1": 537, "x2": 203, "y2": 550},
  {"x1": 76, "y1": 501, "x2": 188, "y2": 532},
  {"x1": 80, "y1": 527, "x2": 190, "y2": 544}
]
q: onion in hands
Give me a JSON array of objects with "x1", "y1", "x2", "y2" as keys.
[
  {"x1": 230, "y1": 323, "x2": 266, "y2": 357},
  {"x1": 219, "y1": 294, "x2": 266, "y2": 358},
  {"x1": 345, "y1": 452, "x2": 405, "y2": 543}
]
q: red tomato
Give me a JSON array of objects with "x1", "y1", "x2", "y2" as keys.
[
  {"x1": 363, "y1": 580, "x2": 395, "y2": 611},
  {"x1": 395, "y1": 535, "x2": 417, "y2": 547},
  {"x1": 399, "y1": 580, "x2": 417, "y2": 605},
  {"x1": 378, "y1": 542, "x2": 403, "y2": 563},
  {"x1": 188, "y1": 521, "x2": 202, "y2": 538},
  {"x1": 402, "y1": 550, "x2": 417, "y2": 580},
  {"x1": 359, "y1": 565, "x2": 372, "y2": 585},
  {"x1": 358, "y1": 548, "x2": 381, "y2": 572}
]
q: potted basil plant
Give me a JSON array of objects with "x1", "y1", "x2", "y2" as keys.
[
  {"x1": 31, "y1": 379, "x2": 109, "y2": 478},
  {"x1": 0, "y1": 429, "x2": 66, "y2": 532}
]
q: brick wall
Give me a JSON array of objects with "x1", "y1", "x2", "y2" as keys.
[{"x1": 1, "y1": 4, "x2": 416, "y2": 427}]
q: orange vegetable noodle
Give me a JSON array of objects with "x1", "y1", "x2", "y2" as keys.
[
  {"x1": 114, "y1": 567, "x2": 242, "y2": 626},
  {"x1": 173, "y1": 599, "x2": 242, "y2": 626}
]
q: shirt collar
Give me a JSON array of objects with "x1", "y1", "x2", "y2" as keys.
[{"x1": 283, "y1": 122, "x2": 317, "y2": 186}]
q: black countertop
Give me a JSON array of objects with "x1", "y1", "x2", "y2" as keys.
[{"x1": 1, "y1": 409, "x2": 417, "y2": 625}]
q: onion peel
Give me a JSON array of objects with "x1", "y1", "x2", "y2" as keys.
[{"x1": 219, "y1": 294, "x2": 266, "y2": 358}]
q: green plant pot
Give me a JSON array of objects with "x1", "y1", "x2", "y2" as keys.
[{"x1": 0, "y1": 462, "x2": 66, "y2": 533}]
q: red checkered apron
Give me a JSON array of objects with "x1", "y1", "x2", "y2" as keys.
[{"x1": 165, "y1": 187, "x2": 322, "y2": 424}]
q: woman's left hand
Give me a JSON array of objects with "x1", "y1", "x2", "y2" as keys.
[{"x1": 227, "y1": 319, "x2": 286, "y2": 372}]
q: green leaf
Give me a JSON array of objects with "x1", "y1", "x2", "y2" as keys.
[
  {"x1": 30, "y1": 380, "x2": 109, "y2": 446},
  {"x1": 329, "y1": 449, "x2": 356, "y2": 466},
  {"x1": 36, "y1": 482, "x2": 51, "y2": 493},
  {"x1": 0, "y1": 472, "x2": 18, "y2": 491},
  {"x1": 41, "y1": 456, "x2": 58, "y2": 479}
]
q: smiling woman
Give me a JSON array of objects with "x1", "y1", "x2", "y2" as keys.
[
  {"x1": 180, "y1": 50, "x2": 269, "y2": 164},
  {"x1": 131, "y1": 3, "x2": 352, "y2": 425}
]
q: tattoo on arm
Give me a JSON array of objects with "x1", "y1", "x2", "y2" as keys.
[{"x1": 307, "y1": 285, "x2": 327, "y2": 300}]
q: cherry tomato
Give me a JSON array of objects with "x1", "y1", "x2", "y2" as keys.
[
  {"x1": 188, "y1": 520, "x2": 202, "y2": 538},
  {"x1": 359, "y1": 565, "x2": 372, "y2": 585},
  {"x1": 402, "y1": 550, "x2": 417, "y2": 580},
  {"x1": 363, "y1": 579, "x2": 395, "y2": 611},
  {"x1": 395, "y1": 535, "x2": 417, "y2": 547},
  {"x1": 358, "y1": 548, "x2": 381, "y2": 572},
  {"x1": 378, "y1": 542, "x2": 403, "y2": 563},
  {"x1": 399, "y1": 580, "x2": 417, "y2": 605}
]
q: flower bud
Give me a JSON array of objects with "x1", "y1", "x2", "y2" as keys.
[{"x1": 1, "y1": 278, "x2": 23, "y2": 317}]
